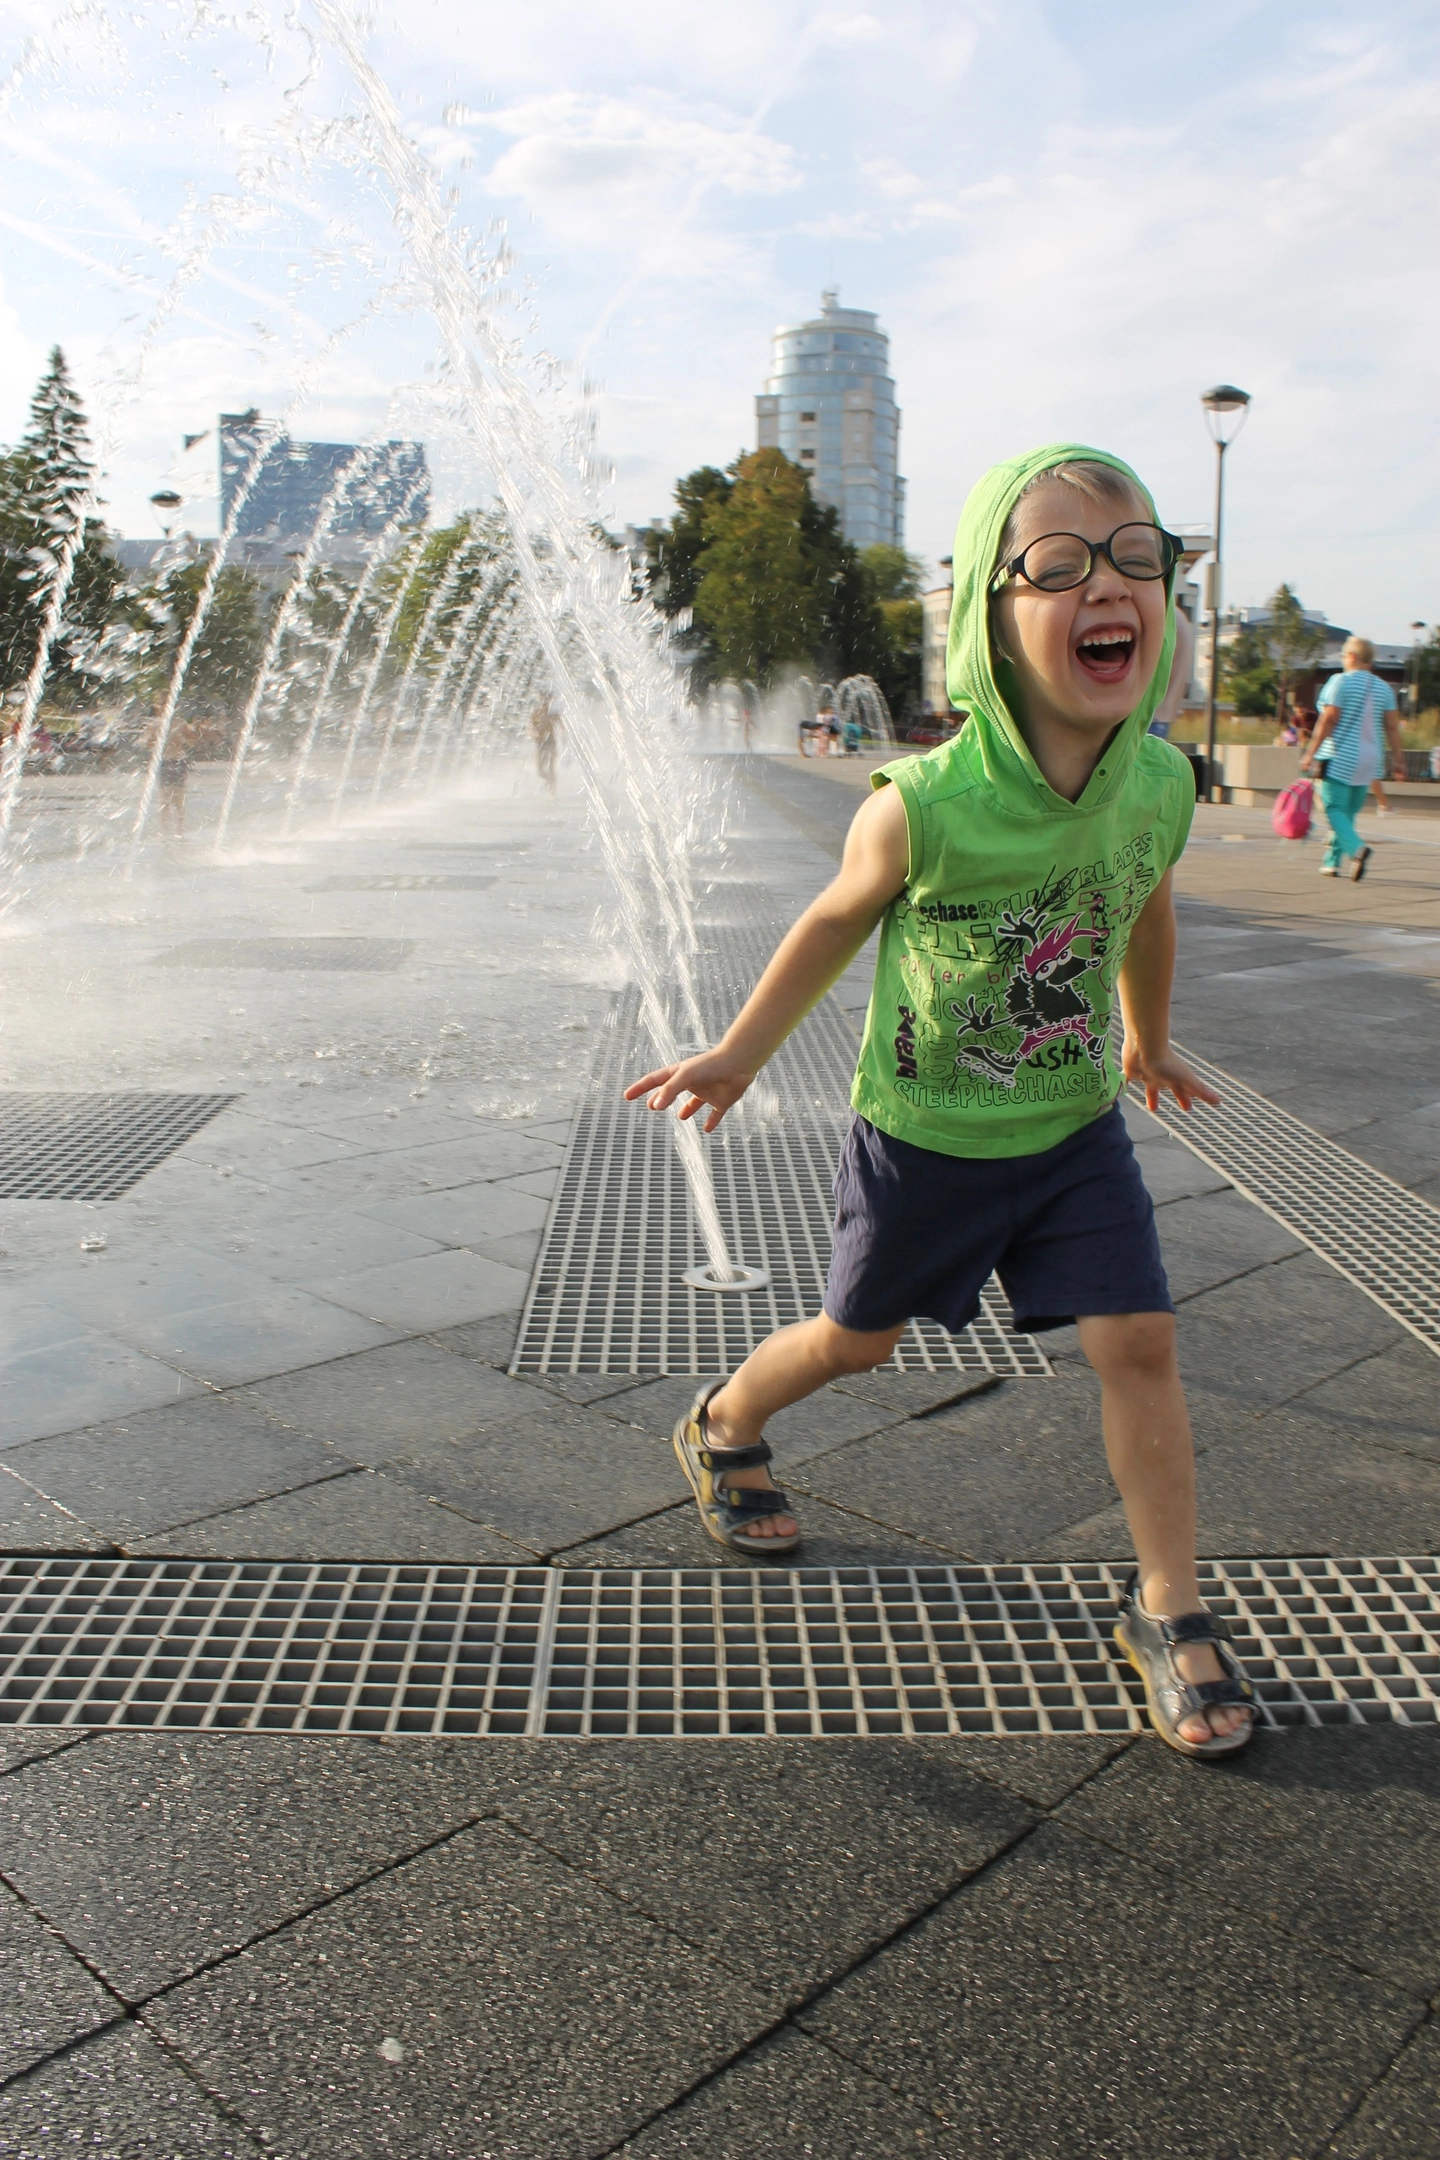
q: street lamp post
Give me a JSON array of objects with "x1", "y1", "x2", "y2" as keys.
[{"x1": 1200, "y1": 385, "x2": 1251, "y2": 804}]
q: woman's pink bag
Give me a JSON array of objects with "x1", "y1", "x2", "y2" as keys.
[{"x1": 1271, "y1": 778, "x2": 1314, "y2": 840}]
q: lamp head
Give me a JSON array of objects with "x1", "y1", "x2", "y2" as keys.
[{"x1": 1200, "y1": 385, "x2": 1251, "y2": 445}]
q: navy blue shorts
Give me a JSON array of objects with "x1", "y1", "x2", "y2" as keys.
[{"x1": 824, "y1": 1105, "x2": 1172, "y2": 1336}]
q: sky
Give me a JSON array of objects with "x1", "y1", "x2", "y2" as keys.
[{"x1": 0, "y1": 0, "x2": 1436, "y2": 641}]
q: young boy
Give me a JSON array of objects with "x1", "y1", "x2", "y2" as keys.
[{"x1": 627, "y1": 443, "x2": 1254, "y2": 1759}]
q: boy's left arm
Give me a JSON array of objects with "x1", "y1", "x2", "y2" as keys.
[{"x1": 1117, "y1": 868, "x2": 1221, "y2": 1114}]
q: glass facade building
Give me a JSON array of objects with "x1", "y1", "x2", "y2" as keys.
[
  {"x1": 754, "y1": 290, "x2": 904, "y2": 550},
  {"x1": 219, "y1": 412, "x2": 430, "y2": 556}
]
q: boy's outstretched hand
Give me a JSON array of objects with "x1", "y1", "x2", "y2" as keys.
[
  {"x1": 1122, "y1": 1039, "x2": 1221, "y2": 1116},
  {"x1": 624, "y1": 1050, "x2": 756, "y2": 1134}
]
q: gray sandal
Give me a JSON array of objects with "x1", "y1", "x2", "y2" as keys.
[
  {"x1": 1114, "y1": 1572, "x2": 1256, "y2": 1759},
  {"x1": 673, "y1": 1381, "x2": 801, "y2": 1558}
]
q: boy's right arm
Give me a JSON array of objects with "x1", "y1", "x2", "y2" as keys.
[{"x1": 625, "y1": 783, "x2": 910, "y2": 1132}]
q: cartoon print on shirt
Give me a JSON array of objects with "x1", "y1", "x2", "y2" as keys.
[
  {"x1": 891, "y1": 841, "x2": 1160, "y2": 1102},
  {"x1": 947, "y1": 890, "x2": 1110, "y2": 1086}
]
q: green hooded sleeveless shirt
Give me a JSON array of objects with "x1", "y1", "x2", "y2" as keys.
[{"x1": 850, "y1": 443, "x2": 1196, "y2": 1159}]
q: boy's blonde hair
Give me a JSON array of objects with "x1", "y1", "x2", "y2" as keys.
[
  {"x1": 1343, "y1": 635, "x2": 1375, "y2": 666},
  {"x1": 996, "y1": 459, "x2": 1150, "y2": 568}
]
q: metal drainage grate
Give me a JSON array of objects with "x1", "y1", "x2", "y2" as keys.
[
  {"x1": 0, "y1": 1092, "x2": 239, "y2": 1201},
  {"x1": 304, "y1": 875, "x2": 498, "y2": 892},
  {"x1": 2, "y1": 1555, "x2": 1436, "y2": 1738},
  {"x1": 153, "y1": 938, "x2": 413, "y2": 971},
  {"x1": 1142, "y1": 1046, "x2": 1440, "y2": 1356},
  {"x1": 513, "y1": 939, "x2": 1047, "y2": 1379}
]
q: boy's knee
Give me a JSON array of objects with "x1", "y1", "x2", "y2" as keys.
[
  {"x1": 1076, "y1": 1310, "x2": 1176, "y2": 1381},
  {"x1": 818, "y1": 1316, "x2": 906, "y2": 1376}
]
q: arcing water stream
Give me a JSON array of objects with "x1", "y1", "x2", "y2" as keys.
[{"x1": 0, "y1": 1, "x2": 806, "y2": 1286}]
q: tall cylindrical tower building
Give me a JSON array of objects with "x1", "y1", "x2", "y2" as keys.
[{"x1": 755, "y1": 289, "x2": 905, "y2": 550}]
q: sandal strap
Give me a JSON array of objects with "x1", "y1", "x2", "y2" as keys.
[
  {"x1": 1160, "y1": 1610, "x2": 1234, "y2": 1648},
  {"x1": 696, "y1": 1438, "x2": 773, "y2": 1473},
  {"x1": 719, "y1": 1484, "x2": 792, "y2": 1518},
  {"x1": 1193, "y1": 1675, "x2": 1254, "y2": 1707}
]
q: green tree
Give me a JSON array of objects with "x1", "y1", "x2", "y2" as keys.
[
  {"x1": 390, "y1": 510, "x2": 511, "y2": 673},
  {"x1": 857, "y1": 545, "x2": 926, "y2": 716},
  {"x1": 1221, "y1": 621, "x2": 1279, "y2": 717},
  {"x1": 1412, "y1": 626, "x2": 1440, "y2": 716},
  {"x1": 0, "y1": 346, "x2": 119, "y2": 705},
  {"x1": 858, "y1": 544, "x2": 924, "y2": 603},
  {"x1": 1263, "y1": 582, "x2": 1327, "y2": 721},
  {"x1": 693, "y1": 451, "x2": 826, "y2": 684},
  {"x1": 123, "y1": 553, "x2": 269, "y2": 722},
  {"x1": 647, "y1": 451, "x2": 891, "y2": 691}
]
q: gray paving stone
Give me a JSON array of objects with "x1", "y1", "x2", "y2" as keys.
[
  {"x1": 1192, "y1": 1407, "x2": 1440, "y2": 1556},
  {"x1": 0, "y1": 1878, "x2": 120, "y2": 2082},
  {"x1": 1058, "y1": 1728, "x2": 1440, "y2": 1994},
  {"x1": 0, "y1": 1331, "x2": 202, "y2": 1448},
  {"x1": 151, "y1": 1821, "x2": 770, "y2": 2160},
  {"x1": 800, "y1": 1821, "x2": 1420, "y2": 2160},
  {"x1": 491, "y1": 1738, "x2": 1032, "y2": 2005},
  {"x1": 793, "y1": 1370, "x2": 1118, "y2": 1561},
  {"x1": 275, "y1": 1130, "x2": 561, "y2": 1206},
  {"x1": 37, "y1": 1243, "x2": 267, "y2": 1331},
  {"x1": 1293, "y1": 1338, "x2": 1440, "y2": 1465},
  {"x1": 230, "y1": 1337, "x2": 519, "y2": 1455},
  {"x1": 0, "y1": 1463, "x2": 110, "y2": 1551},
  {"x1": 1175, "y1": 1253, "x2": 1406, "y2": 1407},
  {"x1": 425, "y1": 1309, "x2": 524, "y2": 1368},
  {"x1": 375, "y1": 1406, "x2": 681, "y2": 1555},
  {"x1": 110, "y1": 1287, "x2": 401, "y2": 1390},
  {"x1": 521, "y1": 1370, "x2": 652, "y2": 1406},
  {"x1": 830, "y1": 1370, "x2": 1004, "y2": 1418},
  {"x1": 2, "y1": 1399, "x2": 351, "y2": 1541},
  {"x1": 306, "y1": 1247, "x2": 532, "y2": 1331},
  {"x1": 600, "y1": 1376, "x2": 905, "y2": 1468},
  {"x1": 128, "y1": 1467, "x2": 532, "y2": 1562},
  {"x1": 1155, "y1": 1190, "x2": 1304, "y2": 1302},
  {"x1": 618, "y1": 2026, "x2": 939, "y2": 2155},
  {"x1": 357, "y1": 1179, "x2": 548, "y2": 1248},
  {"x1": 214, "y1": 1205, "x2": 446, "y2": 1283},
  {"x1": 1133, "y1": 1137, "x2": 1232, "y2": 1204},
  {"x1": 1323, "y1": 2018, "x2": 1440, "y2": 2159},
  {"x1": 0, "y1": 2019, "x2": 258, "y2": 2157},
  {"x1": 555, "y1": 1491, "x2": 953, "y2": 1569},
  {"x1": 0, "y1": 1730, "x2": 90, "y2": 1778},
  {"x1": 910, "y1": 1734, "x2": 1133, "y2": 1813},
  {"x1": 0, "y1": 1731, "x2": 494, "y2": 2001}
]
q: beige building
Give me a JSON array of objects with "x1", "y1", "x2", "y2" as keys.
[{"x1": 921, "y1": 572, "x2": 953, "y2": 716}]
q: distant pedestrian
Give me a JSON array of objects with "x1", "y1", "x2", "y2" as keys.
[
  {"x1": 1302, "y1": 637, "x2": 1401, "y2": 880},
  {"x1": 529, "y1": 699, "x2": 560, "y2": 793},
  {"x1": 154, "y1": 714, "x2": 192, "y2": 838}
]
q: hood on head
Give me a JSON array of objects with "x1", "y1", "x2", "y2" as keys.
[{"x1": 943, "y1": 442, "x2": 1178, "y2": 815}]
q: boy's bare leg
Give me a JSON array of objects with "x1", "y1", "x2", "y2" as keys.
[
  {"x1": 1077, "y1": 1312, "x2": 1250, "y2": 1744},
  {"x1": 703, "y1": 1314, "x2": 907, "y2": 1541}
]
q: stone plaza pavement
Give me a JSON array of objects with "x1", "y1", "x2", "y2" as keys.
[{"x1": 0, "y1": 756, "x2": 1437, "y2": 2157}]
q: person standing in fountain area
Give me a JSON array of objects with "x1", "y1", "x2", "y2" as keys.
[
  {"x1": 154, "y1": 712, "x2": 193, "y2": 839},
  {"x1": 628, "y1": 445, "x2": 1256, "y2": 1759},
  {"x1": 529, "y1": 697, "x2": 560, "y2": 793},
  {"x1": 1302, "y1": 635, "x2": 1401, "y2": 879}
]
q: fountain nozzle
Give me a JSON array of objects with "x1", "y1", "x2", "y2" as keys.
[{"x1": 682, "y1": 1261, "x2": 771, "y2": 1294}]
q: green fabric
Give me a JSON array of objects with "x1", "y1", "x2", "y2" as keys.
[{"x1": 850, "y1": 442, "x2": 1196, "y2": 1158}]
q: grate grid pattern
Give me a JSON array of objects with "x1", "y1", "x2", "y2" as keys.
[
  {"x1": 2, "y1": 1555, "x2": 1436, "y2": 1737},
  {"x1": 514, "y1": 910, "x2": 1049, "y2": 1378},
  {"x1": 1140, "y1": 1046, "x2": 1440, "y2": 1355},
  {"x1": 0, "y1": 1091, "x2": 239, "y2": 1201}
]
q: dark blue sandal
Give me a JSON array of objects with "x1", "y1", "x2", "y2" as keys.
[
  {"x1": 1114, "y1": 1572, "x2": 1255, "y2": 1759},
  {"x1": 673, "y1": 1381, "x2": 801, "y2": 1558}
]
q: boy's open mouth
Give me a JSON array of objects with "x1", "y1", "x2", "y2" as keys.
[{"x1": 1074, "y1": 628, "x2": 1136, "y2": 682}]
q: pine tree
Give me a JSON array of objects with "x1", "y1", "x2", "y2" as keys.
[{"x1": 0, "y1": 346, "x2": 118, "y2": 703}]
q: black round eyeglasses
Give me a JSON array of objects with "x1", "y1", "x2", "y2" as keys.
[{"x1": 990, "y1": 523, "x2": 1183, "y2": 595}]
